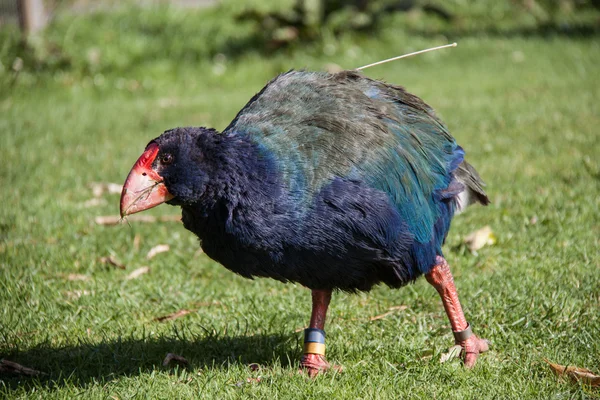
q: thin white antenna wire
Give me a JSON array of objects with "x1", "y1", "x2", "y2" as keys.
[{"x1": 355, "y1": 43, "x2": 457, "y2": 71}]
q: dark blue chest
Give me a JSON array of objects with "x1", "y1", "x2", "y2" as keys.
[{"x1": 180, "y1": 177, "x2": 453, "y2": 291}]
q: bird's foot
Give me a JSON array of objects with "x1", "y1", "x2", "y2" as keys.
[
  {"x1": 300, "y1": 354, "x2": 341, "y2": 377},
  {"x1": 457, "y1": 334, "x2": 489, "y2": 368}
]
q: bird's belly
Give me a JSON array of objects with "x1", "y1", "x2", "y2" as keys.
[{"x1": 188, "y1": 177, "x2": 454, "y2": 291}]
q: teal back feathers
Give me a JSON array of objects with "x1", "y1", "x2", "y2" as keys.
[{"x1": 225, "y1": 70, "x2": 465, "y2": 244}]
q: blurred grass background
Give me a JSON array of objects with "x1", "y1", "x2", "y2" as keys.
[{"x1": 1, "y1": 1, "x2": 599, "y2": 398}]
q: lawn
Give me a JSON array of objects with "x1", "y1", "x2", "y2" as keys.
[{"x1": 1, "y1": 1, "x2": 599, "y2": 399}]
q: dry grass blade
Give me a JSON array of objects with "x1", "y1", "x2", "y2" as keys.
[
  {"x1": 544, "y1": 359, "x2": 600, "y2": 387},
  {"x1": 0, "y1": 359, "x2": 46, "y2": 376},
  {"x1": 162, "y1": 353, "x2": 189, "y2": 367},
  {"x1": 147, "y1": 244, "x2": 170, "y2": 259},
  {"x1": 125, "y1": 266, "x2": 150, "y2": 280},
  {"x1": 155, "y1": 309, "x2": 193, "y2": 322},
  {"x1": 370, "y1": 305, "x2": 408, "y2": 321},
  {"x1": 100, "y1": 256, "x2": 125, "y2": 269}
]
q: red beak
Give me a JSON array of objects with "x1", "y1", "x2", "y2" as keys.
[{"x1": 120, "y1": 142, "x2": 174, "y2": 217}]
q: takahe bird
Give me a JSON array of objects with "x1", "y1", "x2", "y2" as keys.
[{"x1": 120, "y1": 70, "x2": 490, "y2": 375}]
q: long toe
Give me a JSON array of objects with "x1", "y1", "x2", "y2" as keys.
[
  {"x1": 299, "y1": 354, "x2": 344, "y2": 377},
  {"x1": 300, "y1": 354, "x2": 330, "y2": 377},
  {"x1": 461, "y1": 335, "x2": 490, "y2": 368}
]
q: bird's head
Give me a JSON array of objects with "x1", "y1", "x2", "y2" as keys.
[{"x1": 120, "y1": 127, "x2": 216, "y2": 217}]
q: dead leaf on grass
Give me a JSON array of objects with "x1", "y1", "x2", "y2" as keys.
[
  {"x1": 544, "y1": 359, "x2": 600, "y2": 387},
  {"x1": 95, "y1": 215, "x2": 181, "y2": 226},
  {"x1": 155, "y1": 309, "x2": 193, "y2": 322},
  {"x1": 82, "y1": 198, "x2": 107, "y2": 208},
  {"x1": 100, "y1": 256, "x2": 125, "y2": 269},
  {"x1": 235, "y1": 377, "x2": 262, "y2": 387},
  {"x1": 418, "y1": 349, "x2": 434, "y2": 361},
  {"x1": 0, "y1": 359, "x2": 46, "y2": 376},
  {"x1": 64, "y1": 290, "x2": 92, "y2": 300},
  {"x1": 370, "y1": 305, "x2": 408, "y2": 321},
  {"x1": 125, "y1": 266, "x2": 150, "y2": 280},
  {"x1": 159, "y1": 215, "x2": 182, "y2": 222},
  {"x1": 90, "y1": 183, "x2": 105, "y2": 198},
  {"x1": 106, "y1": 183, "x2": 123, "y2": 194},
  {"x1": 95, "y1": 216, "x2": 122, "y2": 225},
  {"x1": 192, "y1": 300, "x2": 222, "y2": 308},
  {"x1": 162, "y1": 353, "x2": 189, "y2": 367},
  {"x1": 67, "y1": 273, "x2": 91, "y2": 281},
  {"x1": 324, "y1": 63, "x2": 343, "y2": 73},
  {"x1": 89, "y1": 182, "x2": 123, "y2": 197},
  {"x1": 158, "y1": 97, "x2": 180, "y2": 109},
  {"x1": 464, "y1": 225, "x2": 496, "y2": 252},
  {"x1": 133, "y1": 234, "x2": 141, "y2": 252},
  {"x1": 440, "y1": 345, "x2": 462, "y2": 363},
  {"x1": 248, "y1": 363, "x2": 260, "y2": 371},
  {"x1": 147, "y1": 244, "x2": 170, "y2": 259}
]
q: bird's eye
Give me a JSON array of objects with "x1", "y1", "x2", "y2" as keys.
[{"x1": 161, "y1": 153, "x2": 173, "y2": 165}]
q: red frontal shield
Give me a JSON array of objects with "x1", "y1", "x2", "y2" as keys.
[{"x1": 120, "y1": 143, "x2": 174, "y2": 217}]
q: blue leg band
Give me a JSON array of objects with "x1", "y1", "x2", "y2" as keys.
[{"x1": 304, "y1": 328, "x2": 326, "y2": 344}]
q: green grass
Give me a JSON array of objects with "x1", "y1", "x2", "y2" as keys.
[{"x1": 1, "y1": 2, "x2": 599, "y2": 399}]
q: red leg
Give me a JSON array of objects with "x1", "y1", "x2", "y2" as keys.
[
  {"x1": 300, "y1": 289, "x2": 333, "y2": 377},
  {"x1": 426, "y1": 256, "x2": 489, "y2": 368}
]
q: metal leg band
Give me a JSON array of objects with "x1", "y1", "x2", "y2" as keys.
[{"x1": 453, "y1": 322, "x2": 473, "y2": 343}]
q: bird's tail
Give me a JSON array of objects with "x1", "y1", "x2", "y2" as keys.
[{"x1": 454, "y1": 160, "x2": 490, "y2": 212}]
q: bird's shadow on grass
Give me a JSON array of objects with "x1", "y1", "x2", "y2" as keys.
[{"x1": 1, "y1": 332, "x2": 297, "y2": 391}]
